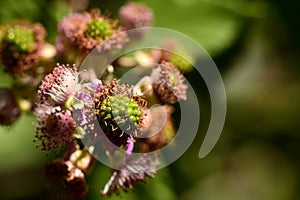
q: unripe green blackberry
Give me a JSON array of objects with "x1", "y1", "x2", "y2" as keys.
[
  {"x1": 5, "y1": 26, "x2": 35, "y2": 52},
  {"x1": 58, "y1": 10, "x2": 128, "y2": 54},
  {"x1": 98, "y1": 94, "x2": 142, "y2": 136},
  {"x1": 0, "y1": 22, "x2": 46, "y2": 74},
  {"x1": 94, "y1": 80, "x2": 150, "y2": 139},
  {"x1": 85, "y1": 18, "x2": 112, "y2": 40}
]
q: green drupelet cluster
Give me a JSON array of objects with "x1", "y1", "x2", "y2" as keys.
[
  {"x1": 2, "y1": 26, "x2": 35, "y2": 53},
  {"x1": 85, "y1": 18, "x2": 112, "y2": 40},
  {"x1": 98, "y1": 94, "x2": 142, "y2": 136}
]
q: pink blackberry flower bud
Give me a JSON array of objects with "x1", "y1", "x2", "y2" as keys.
[
  {"x1": 36, "y1": 63, "x2": 78, "y2": 106},
  {"x1": 119, "y1": 2, "x2": 153, "y2": 29},
  {"x1": 34, "y1": 106, "x2": 75, "y2": 153},
  {"x1": 58, "y1": 12, "x2": 91, "y2": 45},
  {"x1": 151, "y1": 61, "x2": 188, "y2": 104},
  {"x1": 0, "y1": 21, "x2": 46, "y2": 74}
]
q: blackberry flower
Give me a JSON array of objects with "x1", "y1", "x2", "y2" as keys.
[
  {"x1": 34, "y1": 106, "x2": 74, "y2": 152},
  {"x1": 36, "y1": 63, "x2": 78, "y2": 106},
  {"x1": 0, "y1": 88, "x2": 20, "y2": 126},
  {"x1": 0, "y1": 21, "x2": 46, "y2": 74},
  {"x1": 101, "y1": 154, "x2": 159, "y2": 196},
  {"x1": 151, "y1": 61, "x2": 188, "y2": 104},
  {"x1": 45, "y1": 160, "x2": 88, "y2": 200},
  {"x1": 94, "y1": 80, "x2": 150, "y2": 139},
  {"x1": 119, "y1": 2, "x2": 153, "y2": 29},
  {"x1": 58, "y1": 10, "x2": 128, "y2": 54}
]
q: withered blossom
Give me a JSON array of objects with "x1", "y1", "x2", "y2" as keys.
[
  {"x1": 34, "y1": 106, "x2": 75, "y2": 152},
  {"x1": 0, "y1": 21, "x2": 46, "y2": 74},
  {"x1": 151, "y1": 61, "x2": 188, "y2": 104},
  {"x1": 101, "y1": 154, "x2": 159, "y2": 195},
  {"x1": 45, "y1": 159, "x2": 88, "y2": 200},
  {"x1": 58, "y1": 9, "x2": 128, "y2": 54}
]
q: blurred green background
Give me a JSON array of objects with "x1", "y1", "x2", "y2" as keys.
[{"x1": 1, "y1": 0, "x2": 300, "y2": 199}]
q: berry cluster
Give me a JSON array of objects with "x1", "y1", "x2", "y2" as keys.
[{"x1": 0, "y1": 2, "x2": 193, "y2": 198}]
